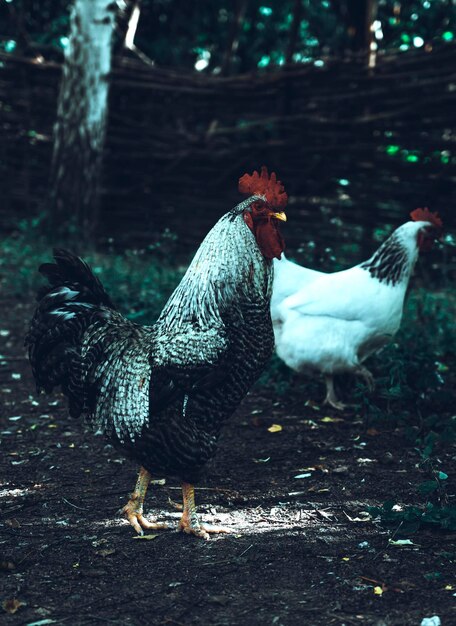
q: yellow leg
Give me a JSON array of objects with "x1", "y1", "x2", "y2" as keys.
[
  {"x1": 178, "y1": 482, "x2": 230, "y2": 540},
  {"x1": 121, "y1": 466, "x2": 168, "y2": 535}
]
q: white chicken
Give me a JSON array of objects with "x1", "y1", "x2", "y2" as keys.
[{"x1": 272, "y1": 209, "x2": 443, "y2": 409}]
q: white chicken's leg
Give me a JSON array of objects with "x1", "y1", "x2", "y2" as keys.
[
  {"x1": 178, "y1": 482, "x2": 230, "y2": 540},
  {"x1": 356, "y1": 366, "x2": 375, "y2": 391},
  {"x1": 121, "y1": 466, "x2": 168, "y2": 534},
  {"x1": 323, "y1": 375, "x2": 346, "y2": 411}
]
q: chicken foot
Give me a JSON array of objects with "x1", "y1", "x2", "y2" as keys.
[
  {"x1": 121, "y1": 466, "x2": 168, "y2": 535},
  {"x1": 324, "y1": 366, "x2": 375, "y2": 410},
  {"x1": 323, "y1": 375, "x2": 346, "y2": 411},
  {"x1": 178, "y1": 482, "x2": 230, "y2": 540},
  {"x1": 355, "y1": 366, "x2": 375, "y2": 392}
]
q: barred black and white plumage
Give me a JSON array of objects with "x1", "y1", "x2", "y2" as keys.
[{"x1": 26, "y1": 194, "x2": 283, "y2": 488}]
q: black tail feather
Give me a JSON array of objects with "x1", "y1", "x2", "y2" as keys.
[{"x1": 26, "y1": 249, "x2": 116, "y2": 417}]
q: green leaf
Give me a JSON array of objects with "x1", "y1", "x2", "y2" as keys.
[
  {"x1": 418, "y1": 480, "x2": 438, "y2": 494},
  {"x1": 423, "y1": 571, "x2": 442, "y2": 581}
]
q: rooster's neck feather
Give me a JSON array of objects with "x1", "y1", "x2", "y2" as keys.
[{"x1": 158, "y1": 205, "x2": 272, "y2": 331}]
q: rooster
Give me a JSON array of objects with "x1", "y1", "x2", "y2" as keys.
[
  {"x1": 272, "y1": 208, "x2": 443, "y2": 409},
  {"x1": 26, "y1": 167, "x2": 287, "y2": 539}
]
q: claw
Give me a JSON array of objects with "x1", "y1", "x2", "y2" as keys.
[
  {"x1": 323, "y1": 375, "x2": 346, "y2": 411},
  {"x1": 178, "y1": 515, "x2": 230, "y2": 540},
  {"x1": 357, "y1": 367, "x2": 375, "y2": 392},
  {"x1": 178, "y1": 482, "x2": 231, "y2": 540},
  {"x1": 324, "y1": 397, "x2": 347, "y2": 411},
  {"x1": 122, "y1": 502, "x2": 168, "y2": 535},
  {"x1": 168, "y1": 496, "x2": 183, "y2": 511},
  {"x1": 121, "y1": 466, "x2": 168, "y2": 535}
]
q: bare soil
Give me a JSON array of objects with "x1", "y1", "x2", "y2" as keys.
[{"x1": 1, "y1": 298, "x2": 455, "y2": 626}]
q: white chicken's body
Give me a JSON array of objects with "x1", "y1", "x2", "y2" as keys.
[
  {"x1": 272, "y1": 221, "x2": 433, "y2": 408},
  {"x1": 270, "y1": 255, "x2": 324, "y2": 326},
  {"x1": 275, "y1": 265, "x2": 406, "y2": 374}
]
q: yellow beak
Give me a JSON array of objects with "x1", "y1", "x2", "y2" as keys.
[{"x1": 271, "y1": 211, "x2": 287, "y2": 222}]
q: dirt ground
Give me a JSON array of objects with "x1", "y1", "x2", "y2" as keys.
[{"x1": 1, "y1": 298, "x2": 455, "y2": 626}]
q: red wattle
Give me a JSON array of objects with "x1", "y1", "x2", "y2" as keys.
[{"x1": 254, "y1": 221, "x2": 285, "y2": 260}]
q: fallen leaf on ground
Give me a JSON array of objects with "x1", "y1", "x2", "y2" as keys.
[
  {"x1": 389, "y1": 539, "x2": 415, "y2": 547},
  {"x1": 133, "y1": 534, "x2": 159, "y2": 540},
  {"x1": 5, "y1": 518, "x2": 20, "y2": 528},
  {"x1": 207, "y1": 595, "x2": 230, "y2": 606},
  {"x1": 333, "y1": 465, "x2": 349, "y2": 474},
  {"x1": 300, "y1": 419, "x2": 319, "y2": 429},
  {"x1": 320, "y1": 416, "x2": 344, "y2": 423},
  {"x1": 2, "y1": 598, "x2": 23, "y2": 614},
  {"x1": 267, "y1": 424, "x2": 282, "y2": 433},
  {"x1": 344, "y1": 511, "x2": 371, "y2": 522},
  {"x1": 95, "y1": 548, "x2": 116, "y2": 557},
  {"x1": 317, "y1": 509, "x2": 334, "y2": 520},
  {"x1": 373, "y1": 586, "x2": 383, "y2": 595}
]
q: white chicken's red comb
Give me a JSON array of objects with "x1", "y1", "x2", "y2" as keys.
[{"x1": 239, "y1": 166, "x2": 288, "y2": 209}]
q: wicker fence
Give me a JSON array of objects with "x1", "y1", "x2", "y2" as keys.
[{"x1": 1, "y1": 44, "x2": 455, "y2": 272}]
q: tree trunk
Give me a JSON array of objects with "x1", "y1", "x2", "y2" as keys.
[
  {"x1": 285, "y1": 0, "x2": 302, "y2": 65},
  {"x1": 221, "y1": 0, "x2": 248, "y2": 76},
  {"x1": 48, "y1": 0, "x2": 117, "y2": 243},
  {"x1": 333, "y1": 0, "x2": 378, "y2": 56}
]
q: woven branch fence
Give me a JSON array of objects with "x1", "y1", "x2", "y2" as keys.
[{"x1": 0, "y1": 44, "x2": 455, "y2": 274}]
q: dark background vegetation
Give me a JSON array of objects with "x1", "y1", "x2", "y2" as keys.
[
  {"x1": 1, "y1": 0, "x2": 456, "y2": 263},
  {"x1": 0, "y1": 1, "x2": 456, "y2": 624}
]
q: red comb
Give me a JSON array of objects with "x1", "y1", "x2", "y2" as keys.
[
  {"x1": 239, "y1": 166, "x2": 288, "y2": 209},
  {"x1": 410, "y1": 207, "x2": 443, "y2": 230}
]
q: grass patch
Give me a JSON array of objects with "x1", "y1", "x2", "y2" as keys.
[{"x1": 0, "y1": 217, "x2": 187, "y2": 325}]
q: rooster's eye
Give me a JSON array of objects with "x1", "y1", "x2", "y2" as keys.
[{"x1": 251, "y1": 200, "x2": 265, "y2": 211}]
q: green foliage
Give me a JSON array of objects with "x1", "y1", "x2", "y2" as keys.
[
  {"x1": 360, "y1": 288, "x2": 456, "y2": 427},
  {"x1": 257, "y1": 353, "x2": 297, "y2": 395},
  {"x1": 368, "y1": 500, "x2": 456, "y2": 534},
  {"x1": 0, "y1": 214, "x2": 50, "y2": 293},
  {"x1": 369, "y1": 455, "x2": 455, "y2": 534},
  {"x1": 0, "y1": 215, "x2": 185, "y2": 326},
  {"x1": 88, "y1": 247, "x2": 185, "y2": 325},
  {"x1": 382, "y1": 144, "x2": 455, "y2": 167},
  {"x1": 1, "y1": 1, "x2": 455, "y2": 71}
]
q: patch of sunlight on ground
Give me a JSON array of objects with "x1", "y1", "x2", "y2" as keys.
[{"x1": 0, "y1": 483, "x2": 44, "y2": 498}]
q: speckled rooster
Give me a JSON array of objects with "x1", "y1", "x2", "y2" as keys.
[{"x1": 26, "y1": 168, "x2": 287, "y2": 539}]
